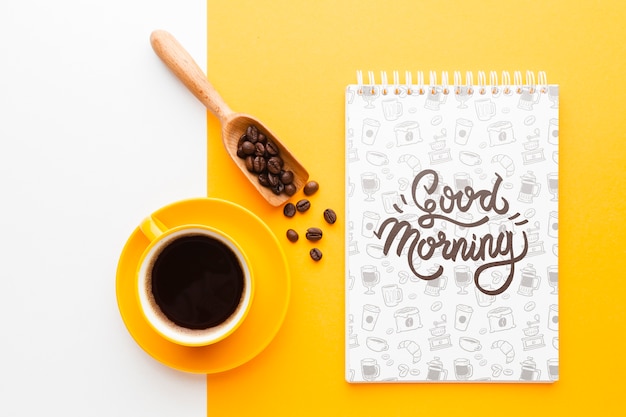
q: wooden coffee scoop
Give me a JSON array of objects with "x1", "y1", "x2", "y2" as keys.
[{"x1": 150, "y1": 30, "x2": 308, "y2": 206}]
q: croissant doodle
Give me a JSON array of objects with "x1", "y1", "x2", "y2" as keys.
[
  {"x1": 491, "y1": 340, "x2": 515, "y2": 363},
  {"x1": 491, "y1": 154, "x2": 515, "y2": 177},
  {"x1": 398, "y1": 340, "x2": 422, "y2": 364},
  {"x1": 398, "y1": 154, "x2": 421, "y2": 171}
]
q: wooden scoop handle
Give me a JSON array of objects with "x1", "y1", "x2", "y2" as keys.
[{"x1": 150, "y1": 30, "x2": 232, "y2": 122}]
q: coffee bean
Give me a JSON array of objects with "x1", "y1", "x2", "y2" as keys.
[
  {"x1": 323, "y1": 208, "x2": 337, "y2": 224},
  {"x1": 241, "y1": 140, "x2": 255, "y2": 155},
  {"x1": 254, "y1": 142, "x2": 265, "y2": 156},
  {"x1": 268, "y1": 172, "x2": 280, "y2": 187},
  {"x1": 283, "y1": 203, "x2": 296, "y2": 217},
  {"x1": 284, "y1": 183, "x2": 297, "y2": 196},
  {"x1": 303, "y1": 180, "x2": 319, "y2": 196},
  {"x1": 286, "y1": 229, "x2": 299, "y2": 242},
  {"x1": 253, "y1": 155, "x2": 266, "y2": 173},
  {"x1": 258, "y1": 132, "x2": 267, "y2": 144},
  {"x1": 296, "y1": 199, "x2": 311, "y2": 213},
  {"x1": 267, "y1": 172, "x2": 284, "y2": 194},
  {"x1": 310, "y1": 248, "x2": 323, "y2": 261},
  {"x1": 245, "y1": 155, "x2": 254, "y2": 172},
  {"x1": 258, "y1": 173, "x2": 270, "y2": 187},
  {"x1": 271, "y1": 182, "x2": 285, "y2": 195},
  {"x1": 267, "y1": 156, "x2": 283, "y2": 174},
  {"x1": 280, "y1": 170, "x2": 294, "y2": 185},
  {"x1": 246, "y1": 125, "x2": 259, "y2": 143},
  {"x1": 265, "y1": 140, "x2": 279, "y2": 156},
  {"x1": 305, "y1": 227, "x2": 323, "y2": 241}
]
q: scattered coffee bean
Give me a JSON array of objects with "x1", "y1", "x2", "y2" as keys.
[
  {"x1": 305, "y1": 227, "x2": 323, "y2": 241},
  {"x1": 310, "y1": 248, "x2": 323, "y2": 261},
  {"x1": 296, "y1": 199, "x2": 311, "y2": 213},
  {"x1": 303, "y1": 180, "x2": 319, "y2": 196},
  {"x1": 323, "y1": 208, "x2": 337, "y2": 224},
  {"x1": 283, "y1": 203, "x2": 296, "y2": 218},
  {"x1": 235, "y1": 124, "x2": 296, "y2": 197},
  {"x1": 286, "y1": 229, "x2": 299, "y2": 242}
]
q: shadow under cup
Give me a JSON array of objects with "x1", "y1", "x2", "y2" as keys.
[{"x1": 137, "y1": 220, "x2": 254, "y2": 347}]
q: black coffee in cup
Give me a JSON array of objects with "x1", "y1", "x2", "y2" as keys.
[{"x1": 150, "y1": 234, "x2": 245, "y2": 330}]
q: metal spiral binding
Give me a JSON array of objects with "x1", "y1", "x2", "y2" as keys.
[{"x1": 356, "y1": 70, "x2": 548, "y2": 96}]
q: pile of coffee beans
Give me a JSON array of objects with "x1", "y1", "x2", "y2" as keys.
[
  {"x1": 282, "y1": 181, "x2": 337, "y2": 262},
  {"x1": 236, "y1": 124, "x2": 296, "y2": 196}
]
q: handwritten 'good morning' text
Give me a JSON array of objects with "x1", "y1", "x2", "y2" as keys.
[{"x1": 374, "y1": 169, "x2": 529, "y2": 295}]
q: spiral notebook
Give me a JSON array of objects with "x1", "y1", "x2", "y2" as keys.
[{"x1": 345, "y1": 71, "x2": 559, "y2": 383}]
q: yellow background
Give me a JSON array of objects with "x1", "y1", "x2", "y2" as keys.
[{"x1": 206, "y1": 0, "x2": 625, "y2": 414}]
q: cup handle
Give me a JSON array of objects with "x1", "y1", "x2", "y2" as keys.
[
  {"x1": 534, "y1": 276, "x2": 541, "y2": 290},
  {"x1": 441, "y1": 276, "x2": 448, "y2": 290},
  {"x1": 139, "y1": 215, "x2": 168, "y2": 242},
  {"x1": 534, "y1": 183, "x2": 542, "y2": 196}
]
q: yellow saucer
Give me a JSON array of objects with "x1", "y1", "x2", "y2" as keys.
[{"x1": 116, "y1": 198, "x2": 290, "y2": 373}]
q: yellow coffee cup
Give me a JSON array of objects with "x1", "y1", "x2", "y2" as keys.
[{"x1": 136, "y1": 215, "x2": 254, "y2": 347}]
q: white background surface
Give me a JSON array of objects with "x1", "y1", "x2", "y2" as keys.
[{"x1": 1, "y1": 1, "x2": 207, "y2": 415}]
